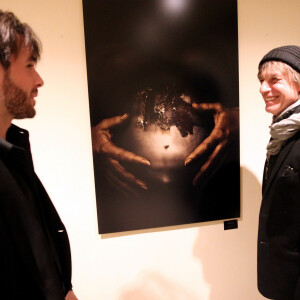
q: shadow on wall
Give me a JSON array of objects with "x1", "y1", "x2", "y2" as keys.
[
  {"x1": 118, "y1": 271, "x2": 200, "y2": 300},
  {"x1": 117, "y1": 167, "x2": 262, "y2": 300},
  {"x1": 193, "y1": 167, "x2": 262, "y2": 300}
]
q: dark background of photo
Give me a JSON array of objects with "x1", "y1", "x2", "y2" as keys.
[{"x1": 83, "y1": 0, "x2": 240, "y2": 233}]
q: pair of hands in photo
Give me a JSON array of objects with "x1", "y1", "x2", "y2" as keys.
[{"x1": 92, "y1": 103, "x2": 239, "y2": 196}]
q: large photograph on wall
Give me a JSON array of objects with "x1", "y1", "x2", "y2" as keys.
[{"x1": 83, "y1": 0, "x2": 240, "y2": 234}]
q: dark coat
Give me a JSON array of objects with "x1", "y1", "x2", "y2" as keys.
[
  {"x1": 258, "y1": 131, "x2": 300, "y2": 300},
  {"x1": 0, "y1": 125, "x2": 72, "y2": 300}
]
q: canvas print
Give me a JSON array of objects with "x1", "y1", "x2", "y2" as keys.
[{"x1": 83, "y1": 0, "x2": 240, "y2": 233}]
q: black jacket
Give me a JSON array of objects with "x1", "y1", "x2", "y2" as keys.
[
  {"x1": 0, "y1": 124, "x2": 72, "y2": 300},
  {"x1": 258, "y1": 131, "x2": 300, "y2": 300}
]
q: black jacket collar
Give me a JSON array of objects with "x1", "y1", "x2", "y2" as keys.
[{"x1": 0, "y1": 124, "x2": 33, "y2": 167}]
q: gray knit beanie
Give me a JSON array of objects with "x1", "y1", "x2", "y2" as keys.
[{"x1": 259, "y1": 45, "x2": 300, "y2": 73}]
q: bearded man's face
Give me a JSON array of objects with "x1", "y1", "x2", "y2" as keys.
[
  {"x1": 4, "y1": 71, "x2": 36, "y2": 119},
  {"x1": 1, "y1": 45, "x2": 44, "y2": 120}
]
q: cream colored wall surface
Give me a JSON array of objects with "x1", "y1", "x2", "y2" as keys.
[{"x1": 2, "y1": 0, "x2": 300, "y2": 299}]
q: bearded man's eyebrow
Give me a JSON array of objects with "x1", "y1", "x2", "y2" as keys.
[{"x1": 29, "y1": 54, "x2": 38, "y2": 62}]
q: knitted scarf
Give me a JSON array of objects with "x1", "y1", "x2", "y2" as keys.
[{"x1": 266, "y1": 99, "x2": 300, "y2": 159}]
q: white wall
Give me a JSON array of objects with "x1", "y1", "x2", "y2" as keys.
[{"x1": 2, "y1": 0, "x2": 300, "y2": 299}]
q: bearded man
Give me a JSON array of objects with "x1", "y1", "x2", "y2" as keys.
[{"x1": 0, "y1": 10, "x2": 78, "y2": 300}]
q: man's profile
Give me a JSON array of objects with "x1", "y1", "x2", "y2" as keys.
[{"x1": 0, "y1": 10, "x2": 78, "y2": 299}]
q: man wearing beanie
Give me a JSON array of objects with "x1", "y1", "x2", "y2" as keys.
[{"x1": 257, "y1": 45, "x2": 300, "y2": 299}]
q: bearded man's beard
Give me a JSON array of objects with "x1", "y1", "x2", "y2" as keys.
[{"x1": 4, "y1": 73, "x2": 36, "y2": 119}]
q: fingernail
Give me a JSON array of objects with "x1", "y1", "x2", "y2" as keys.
[
  {"x1": 140, "y1": 184, "x2": 148, "y2": 190},
  {"x1": 121, "y1": 113, "x2": 129, "y2": 119},
  {"x1": 192, "y1": 176, "x2": 200, "y2": 186},
  {"x1": 142, "y1": 159, "x2": 151, "y2": 166},
  {"x1": 137, "y1": 181, "x2": 148, "y2": 190},
  {"x1": 185, "y1": 158, "x2": 192, "y2": 166}
]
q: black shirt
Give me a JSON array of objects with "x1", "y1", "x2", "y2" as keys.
[{"x1": 0, "y1": 124, "x2": 72, "y2": 299}]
